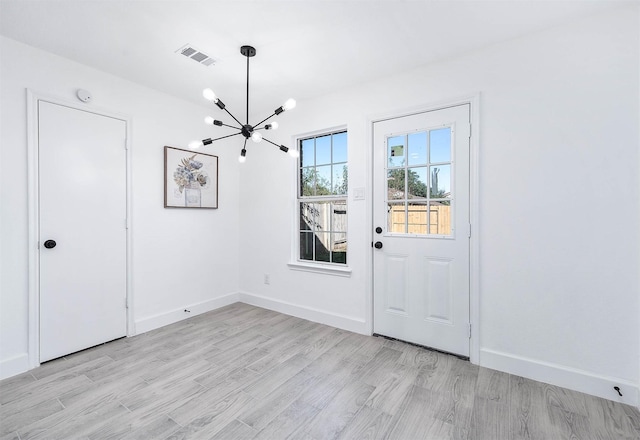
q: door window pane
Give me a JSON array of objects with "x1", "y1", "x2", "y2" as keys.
[
  {"x1": 429, "y1": 201, "x2": 451, "y2": 235},
  {"x1": 407, "y1": 167, "x2": 428, "y2": 199},
  {"x1": 388, "y1": 135, "x2": 405, "y2": 167},
  {"x1": 387, "y1": 169, "x2": 405, "y2": 200},
  {"x1": 408, "y1": 132, "x2": 427, "y2": 166},
  {"x1": 430, "y1": 128, "x2": 451, "y2": 163},
  {"x1": 387, "y1": 202, "x2": 406, "y2": 233},
  {"x1": 429, "y1": 165, "x2": 451, "y2": 198},
  {"x1": 407, "y1": 202, "x2": 428, "y2": 234}
]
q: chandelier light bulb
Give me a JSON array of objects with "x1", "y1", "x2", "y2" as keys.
[
  {"x1": 202, "y1": 88, "x2": 217, "y2": 102},
  {"x1": 266, "y1": 122, "x2": 279, "y2": 130},
  {"x1": 238, "y1": 155, "x2": 246, "y2": 163},
  {"x1": 251, "y1": 132, "x2": 263, "y2": 143},
  {"x1": 204, "y1": 116, "x2": 215, "y2": 125},
  {"x1": 288, "y1": 149, "x2": 300, "y2": 158},
  {"x1": 283, "y1": 98, "x2": 296, "y2": 111},
  {"x1": 188, "y1": 140, "x2": 203, "y2": 149}
]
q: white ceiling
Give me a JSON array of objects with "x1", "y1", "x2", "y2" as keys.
[{"x1": 0, "y1": 0, "x2": 627, "y2": 117}]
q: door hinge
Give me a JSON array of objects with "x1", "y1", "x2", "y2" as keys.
[
  {"x1": 124, "y1": 219, "x2": 128, "y2": 230},
  {"x1": 125, "y1": 298, "x2": 128, "y2": 309},
  {"x1": 468, "y1": 223, "x2": 472, "y2": 238},
  {"x1": 468, "y1": 123, "x2": 472, "y2": 138},
  {"x1": 124, "y1": 138, "x2": 128, "y2": 150},
  {"x1": 468, "y1": 323, "x2": 472, "y2": 339}
]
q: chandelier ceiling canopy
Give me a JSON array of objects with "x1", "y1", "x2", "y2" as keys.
[{"x1": 190, "y1": 45, "x2": 298, "y2": 163}]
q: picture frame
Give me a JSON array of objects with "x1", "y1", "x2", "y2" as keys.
[{"x1": 164, "y1": 146, "x2": 218, "y2": 209}]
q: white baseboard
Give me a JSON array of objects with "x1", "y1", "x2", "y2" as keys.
[
  {"x1": 480, "y1": 348, "x2": 639, "y2": 407},
  {"x1": 0, "y1": 353, "x2": 30, "y2": 381},
  {"x1": 134, "y1": 292, "x2": 240, "y2": 335},
  {"x1": 10, "y1": 295, "x2": 638, "y2": 410},
  {"x1": 239, "y1": 291, "x2": 368, "y2": 335}
]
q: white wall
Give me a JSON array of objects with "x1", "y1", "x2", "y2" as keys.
[
  {"x1": 238, "y1": 5, "x2": 639, "y2": 405},
  {"x1": 0, "y1": 36, "x2": 241, "y2": 377}
]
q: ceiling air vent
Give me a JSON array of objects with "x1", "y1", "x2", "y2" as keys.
[{"x1": 176, "y1": 44, "x2": 217, "y2": 67}]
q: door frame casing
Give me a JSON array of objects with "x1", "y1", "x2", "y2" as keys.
[
  {"x1": 366, "y1": 94, "x2": 480, "y2": 364},
  {"x1": 26, "y1": 90, "x2": 134, "y2": 369}
]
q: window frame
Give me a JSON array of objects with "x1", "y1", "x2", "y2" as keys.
[{"x1": 290, "y1": 126, "x2": 351, "y2": 275}]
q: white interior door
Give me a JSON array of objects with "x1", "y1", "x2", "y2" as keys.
[
  {"x1": 39, "y1": 100, "x2": 127, "y2": 362},
  {"x1": 373, "y1": 104, "x2": 471, "y2": 357}
]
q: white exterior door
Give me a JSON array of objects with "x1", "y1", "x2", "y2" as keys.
[
  {"x1": 373, "y1": 104, "x2": 471, "y2": 357},
  {"x1": 39, "y1": 101, "x2": 127, "y2": 362}
]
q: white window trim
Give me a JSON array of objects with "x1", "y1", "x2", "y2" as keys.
[
  {"x1": 287, "y1": 261, "x2": 352, "y2": 277},
  {"x1": 290, "y1": 125, "x2": 350, "y2": 275}
]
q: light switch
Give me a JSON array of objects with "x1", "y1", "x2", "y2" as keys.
[{"x1": 353, "y1": 187, "x2": 365, "y2": 201}]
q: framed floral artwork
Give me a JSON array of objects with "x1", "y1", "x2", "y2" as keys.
[{"x1": 164, "y1": 146, "x2": 218, "y2": 208}]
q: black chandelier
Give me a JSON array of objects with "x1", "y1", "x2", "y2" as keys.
[{"x1": 190, "y1": 45, "x2": 298, "y2": 162}]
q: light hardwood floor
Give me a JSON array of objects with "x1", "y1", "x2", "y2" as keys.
[{"x1": 1, "y1": 303, "x2": 639, "y2": 439}]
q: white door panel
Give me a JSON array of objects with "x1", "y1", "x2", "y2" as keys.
[
  {"x1": 39, "y1": 101, "x2": 127, "y2": 362},
  {"x1": 373, "y1": 104, "x2": 470, "y2": 357}
]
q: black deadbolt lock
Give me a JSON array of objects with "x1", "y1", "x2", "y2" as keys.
[
  {"x1": 375, "y1": 227, "x2": 383, "y2": 234},
  {"x1": 374, "y1": 241, "x2": 383, "y2": 249},
  {"x1": 43, "y1": 240, "x2": 57, "y2": 249}
]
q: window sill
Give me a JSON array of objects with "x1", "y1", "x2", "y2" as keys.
[{"x1": 287, "y1": 261, "x2": 352, "y2": 277}]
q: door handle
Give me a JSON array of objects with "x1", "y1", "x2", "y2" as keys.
[
  {"x1": 374, "y1": 241, "x2": 383, "y2": 249},
  {"x1": 43, "y1": 240, "x2": 57, "y2": 249},
  {"x1": 375, "y1": 227, "x2": 382, "y2": 234}
]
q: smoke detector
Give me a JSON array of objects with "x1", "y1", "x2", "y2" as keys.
[{"x1": 176, "y1": 44, "x2": 217, "y2": 67}]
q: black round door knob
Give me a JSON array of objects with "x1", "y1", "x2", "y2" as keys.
[
  {"x1": 43, "y1": 240, "x2": 57, "y2": 249},
  {"x1": 374, "y1": 241, "x2": 383, "y2": 249},
  {"x1": 375, "y1": 227, "x2": 383, "y2": 234}
]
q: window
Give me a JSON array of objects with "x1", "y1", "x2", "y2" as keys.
[
  {"x1": 298, "y1": 130, "x2": 347, "y2": 264},
  {"x1": 387, "y1": 127, "x2": 452, "y2": 236}
]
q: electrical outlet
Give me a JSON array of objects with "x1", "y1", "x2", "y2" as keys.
[{"x1": 264, "y1": 274, "x2": 270, "y2": 285}]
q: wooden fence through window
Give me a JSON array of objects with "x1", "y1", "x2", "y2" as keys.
[{"x1": 389, "y1": 203, "x2": 451, "y2": 235}]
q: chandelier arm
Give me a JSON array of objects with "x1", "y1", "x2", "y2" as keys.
[
  {"x1": 223, "y1": 107, "x2": 244, "y2": 127},
  {"x1": 261, "y1": 137, "x2": 280, "y2": 147},
  {"x1": 253, "y1": 112, "x2": 278, "y2": 129},
  {"x1": 262, "y1": 137, "x2": 289, "y2": 152},
  {"x1": 210, "y1": 132, "x2": 244, "y2": 143},
  {"x1": 220, "y1": 122, "x2": 241, "y2": 130}
]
